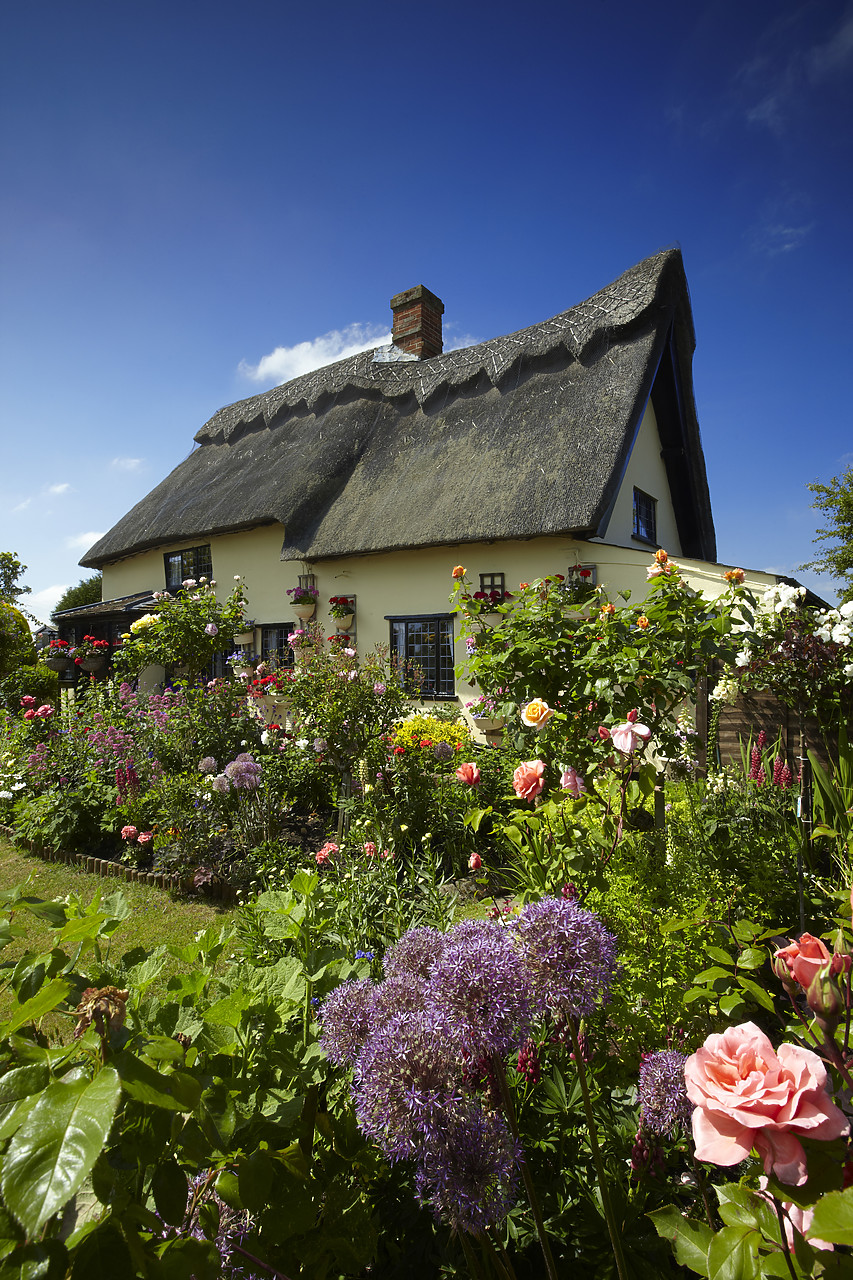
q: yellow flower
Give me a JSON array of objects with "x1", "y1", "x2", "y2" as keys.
[
  {"x1": 520, "y1": 699, "x2": 555, "y2": 730},
  {"x1": 655, "y1": 549, "x2": 669, "y2": 565}
]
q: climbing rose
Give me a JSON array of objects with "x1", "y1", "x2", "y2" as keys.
[
  {"x1": 512, "y1": 760, "x2": 546, "y2": 801},
  {"x1": 204, "y1": 623, "x2": 218, "y2": 636},
  {"x1": 684, "y1": 1022, "x2": 849, "y2": 1185},
  {"x1": 774, "y1": 934, "x2": 834, "y2": 990},
  {"x1": 120, "y1": 825, "x2": 138, "y2": 841},
  {"x1": 452, "y1": 565, "x2": 466, "y2": 579},
  {"x1": 520, "y1": 699, "x2": 554, "y2": 730},
  {"x1": 560, "y1": 766, "x2": 585, "y2": 798},
  {"x1": 610, "y1": 720, "x2": 651, "y2": 755},
  {"x1": 455, "y1": 762, "x2": 481, "y2": 786}
]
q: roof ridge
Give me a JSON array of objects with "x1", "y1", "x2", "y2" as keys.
[{"x1": 196, "y1": 248, "x2": 682, "y2": 445}]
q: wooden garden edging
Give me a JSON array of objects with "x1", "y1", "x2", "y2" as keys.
[{"x1": 0, "y1": 825, "x2": 239, "y2": 904}]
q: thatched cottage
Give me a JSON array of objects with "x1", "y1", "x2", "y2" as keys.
[{"x1": 66, "y1": 247, "x2": 780, "y2": 695}]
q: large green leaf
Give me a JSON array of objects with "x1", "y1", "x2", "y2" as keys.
[
  {"x1": 1, "y1": 1068, "x2": 120, "y2": 1239},
  {"x1": 808, "y1": 1187, "x2": 853, "y2": 1246},
  {"x1": 706, "y1": 1224, "x2": 758, "y2": 1280},
  {"x1": 648, "y1": 1206, "x2": 713, "y2": 1275},
  {"x1": 1, "y1": 980, "x2": 72, "y2": 1038}
]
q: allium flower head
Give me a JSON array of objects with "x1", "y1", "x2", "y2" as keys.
[
  {"x1": 637, "y1": 1050, "x2": 693, "y2": 1136},
  {"x1": 372, "y1": 972, "x2": 431, "y2": 1026},
  {"x1": 384, "y1": 926, "x2": 448, "y2": 982},
  {"x1": 320, "y1": 979, "x2": 378, "y2": 1066},
  {"x1": 428, "y1": 919, "x2": 533, "y2": 1057},
  {"x1": 513, "y1": 896, "x2": 617, "y2": 1020},
  {"x1": 415, "y1": 1104, "x2": 521, "y2": 1235},
  {"x1": 198, "y1": 756, "x2": 218, "y2": 774},
  {"x1": 353, "y1": 1009, "x2": 465, "y2": 1160},
  {"x1": 433, "y1": 741, "x2": 454, "y2": 762}
]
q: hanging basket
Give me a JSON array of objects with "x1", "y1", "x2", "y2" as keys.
[
  {"x1": 471, "y1": 715, "x2": 505, "y2": 734},
  {"x1": 293, "y1": 603, "x2": 316, "y2": 621},
  {"x1": 334, "y1": 613, "x2": 354, "y2": 632},
  {"x1": 43, "y1": 655, "x2": 72, "y2": 672},
  {"x1": 79, "y1": 656, "x2": 106, "y2": 672},
  {"x1": 234, "y1": 630, "x2": 255, "y2": 645}
]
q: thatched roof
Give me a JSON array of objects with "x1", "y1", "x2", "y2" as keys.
[{"x1": 81, "y1": 247, "x2": 716, "y2": 569}]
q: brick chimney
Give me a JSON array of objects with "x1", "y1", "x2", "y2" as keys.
[{"x1": 390, "y1": 285, "x2": 444, "y2": 359}]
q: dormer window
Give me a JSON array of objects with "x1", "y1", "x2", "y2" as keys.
[{"x1": 632, "y1": 489, "x2": 657, "y2": 545}]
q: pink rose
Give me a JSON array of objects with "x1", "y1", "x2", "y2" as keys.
[
  {"x1": 23, "y1": 710, "x2": 36, "y2": 721},
  {"x1": 468, "y1": 852, "x2": 482, "y2": 871},
  {"x1": 610, "y1": 720, "x2": 652, "y2": 754},
  {"x1": 137, "y1": 831, "x2": 153, "y2": 845},
  {"x1": 455, "y1": 762, "x2": 482, "y2": 786},
  {"x1": 774, "y1": 934, "x2": 834, "y2": 990},
  {"x1": 685, "y1": 1022, "x2": 849, "y2": 1185},
  {"x1": 520, "y1": 699, "x2": 555, "y2": 731},
  {"x1": 513, "y1": 760, "x2": 546, "y2": 801},
  {"x1": 35, "y1": 705, "x2": 54, "y2": 718},
  {"x1": 120, "y1": 825, "x2": 138, "y2": 841},
  {"x1": 20, "y1": 696, "x2": 36, "y2": 708},
  {"x1": 560, "y1": 766, "x2": 586, "y2": 798}
]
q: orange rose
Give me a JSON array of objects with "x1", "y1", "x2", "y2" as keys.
[
  {"x1": 655, "y1": 549, "x2": 669, "y2": 564},
  {"x1": 513, "y1": 760, "x2": 546, "y2": 801},
  {"x1": 724, "y1": 568, "x2": 745, "y2": 585},
  {"x1": 452, "y1": 565, "x2": 466, "y2": 579},
  {"x1": 774, "y1": 934, "x2": 833, "y2": 990},
  {"x1": 637, "y1": 615, "x2": 649, "y2": 629},
  {"x1": 519, "y1": 582, "x2": 529, "y2": 589}
]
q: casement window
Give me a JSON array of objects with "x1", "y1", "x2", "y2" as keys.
[
  {"x1": 479, "y1": 572, "x2": 505, "y2": 595},
  {"x1": 261, "y1": 625, "x2": 295, "y2": 666},
  {"x1": 164, "y1": 545, "x2": 213, "y2": 591},
  {"x1": 632, "y1": 488, "x2": 657, "y2": 544},
  {"x1": 388, "y1": 615, "x2": 455, "y2": 698}
]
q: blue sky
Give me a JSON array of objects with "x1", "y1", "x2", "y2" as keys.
[{"x1": 2, "y1": 0, "x2": 851, "y2": 622}]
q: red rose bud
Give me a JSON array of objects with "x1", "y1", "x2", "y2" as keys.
[
  {"x1": 598, "y1": 726, "x2": 611, "y2": 740},
  {"x1": 468, "y1": 852, "x2": 482, "y2": 872},
  {"x1": 626, "y1": 709, "x2": 639, "y2": 723},
  {"x1": 806, "y1": 960, "x2": 846, "y2": 1034}
]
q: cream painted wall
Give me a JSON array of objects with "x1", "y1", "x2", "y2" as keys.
[
  {"x1": 101, "y1": 524, "x2": 778, "y2": 701},
  {"x1": 594, "y1": 400, "x2": 681, "y2": 553}
]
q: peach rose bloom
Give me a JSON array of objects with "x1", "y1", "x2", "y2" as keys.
[
  {"x1": 774, "y1": 933, "x2": 833, "y2": 989},
  {"x1": 513, "y1": 760, "x2": 546, "y2": 801},
  {"x1": 455, "y1": 762, "x2": 481, "y2": 786},
  {"x1": 451, "y1": 565, "x2": 466, "y2": 579},
  {"x1": 685, "y1": 1022, "x2": 849, "y2": 1186},
  {"x1": 520, "y1": 699, "x2": 555, "y2": 730}
]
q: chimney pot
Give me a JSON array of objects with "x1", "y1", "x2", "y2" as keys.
[{"x1": 390, "y1": 285, "x2": 444, "y2": 359}]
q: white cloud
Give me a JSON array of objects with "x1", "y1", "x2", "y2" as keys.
[
  {"x1": 48, "y1": 483, "x2": 70, "y2": 495},
  {"x1": 239, "y1": 323, "x2": 392, "y2": 386},
  {"x1": 65, "y1": 531, "x2": 105, "y2": 552},
  {"x1": 11, "y1": 498, "x2": 31, "y2": 513},
  {"x1": 29, "y1": 584, "x2": 70, "y2": 626},
  {"x1": 111, "y1": 457, "x2": 143, "y2": 471}
]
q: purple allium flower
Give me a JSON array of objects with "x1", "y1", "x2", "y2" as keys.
[
  {"x1": 513, "y1": 896, "x2": 617, "y2": 1021},
  {"x1": 371, "y1": 973, "x2": 431, "y2": 1026},
  {"x1": 212, "y1": 773, "x2": 231, "y2": 793},
  {"x1": 319, "y1": 979, "x2": 378, "y2": 1066},
  {"x1": 198, "y1": 756, "x2": 218, "y2": 774},
  {"x1": 353, "y1": 1009, "x2": 464, "y2": 1160},
  {"x1": 204, "y1": 622, "x2": 218, "y2": 636},
  {"x1": 383, "y1": 927, "x2": 448, "y2": 982},
  {"x1": 415, "y1": 1105, "x2": 521, "y2": 1235},
  {"x1": 428, "y1": 919, "x2": 533, "y2": 1058},
  {"x1": 224, "y1": 755, "x2": 262, "y2": 790},
  {"x1": 313, "y1": 737, "x2": 328, "y2": 753},
  {"x1": 181, "y1": 1171, "x2": 255, "y2": 1276},
  {"x1": 433, "y1": 741, "x2": 454, "y2": 762},
  {"x1": 637, "y1": 1050, "x2": 693, "y2": 1136}
]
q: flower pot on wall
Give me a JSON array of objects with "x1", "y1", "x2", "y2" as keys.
[
  {"x1": 234, "y1": 630, "x2": 255, "y2": 645},
  {"x1": 293, "y1": 603, "x2": 316, "y2": 621},
  {"x1": 334, "y1": 613, "x2": 354, "y2": 632},
  {"x1": 79, "y1": 657, "x2": 106, "y2": 672},
  {"x1": 471, "y1": 715, "x2": 505, "y2": 734}
]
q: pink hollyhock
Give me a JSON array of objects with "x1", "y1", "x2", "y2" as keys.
[
  {"x1": 610, "y1": 719, "x2": 652, "y2": 755},
  {"x1": 560, "y1": 766, "x2": 586, "y2": 798},
  {"x1": 120, "y1": 825, "x2": 138, "y2": 841},
  {"x1": 455, "y1": 762, "x2": 482, "y2": 786},
  {"x1": 685, "y1": 1022, "x2": 849, "y2": 1186},
  {"x1": 774, "y1": 934, "x2": 835, "y2": 990},
  {"x1": 513, "y1": 760, "x2": 546, "y2": 801},
  {"x1": 137, "y1": 831, "x2": 153, "y2": 845}
]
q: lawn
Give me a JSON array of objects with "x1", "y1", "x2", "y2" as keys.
[{"x1": 0, "y1": 833, "x2": 239, "y2": 1016}]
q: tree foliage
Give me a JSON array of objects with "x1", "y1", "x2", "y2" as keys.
[
  {"x1": 801, "y1": 465, "x2": 853, "y2": 602},
  {"x1": 51, "y1": 573, "x2": 102, "y2": 622},
  {"x1": 0, "y1": 553, "x2": 30, "y2": 606}
]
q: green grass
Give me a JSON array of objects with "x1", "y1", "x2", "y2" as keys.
[{"x1": 0, "y1": 835, "x2": 240, "y2": 1017}]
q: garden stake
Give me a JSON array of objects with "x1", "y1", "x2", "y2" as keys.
[
  {"x1": 490, "y1": 1055, "x2": 559, "y2": 1280},
  {"x1": 568, "y1": 1018, "x2": 629, "y2": 1280}
]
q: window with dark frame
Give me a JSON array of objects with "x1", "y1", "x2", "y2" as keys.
[
  {"x1": 389, "y1": 615, "x2": 455, "y2": 698},
  {"x1": 478, "y1": 572, "x2": 505, "y2": 595},
  {"x1": 261, "y1": 624, "x2": 295, "y2": 666},
  {"x1": 632, "y1": 488, "x2": 657, "y2": 544},
  {"x1": 164, "y1": 545, "x2": 213, "y2": 591}
]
